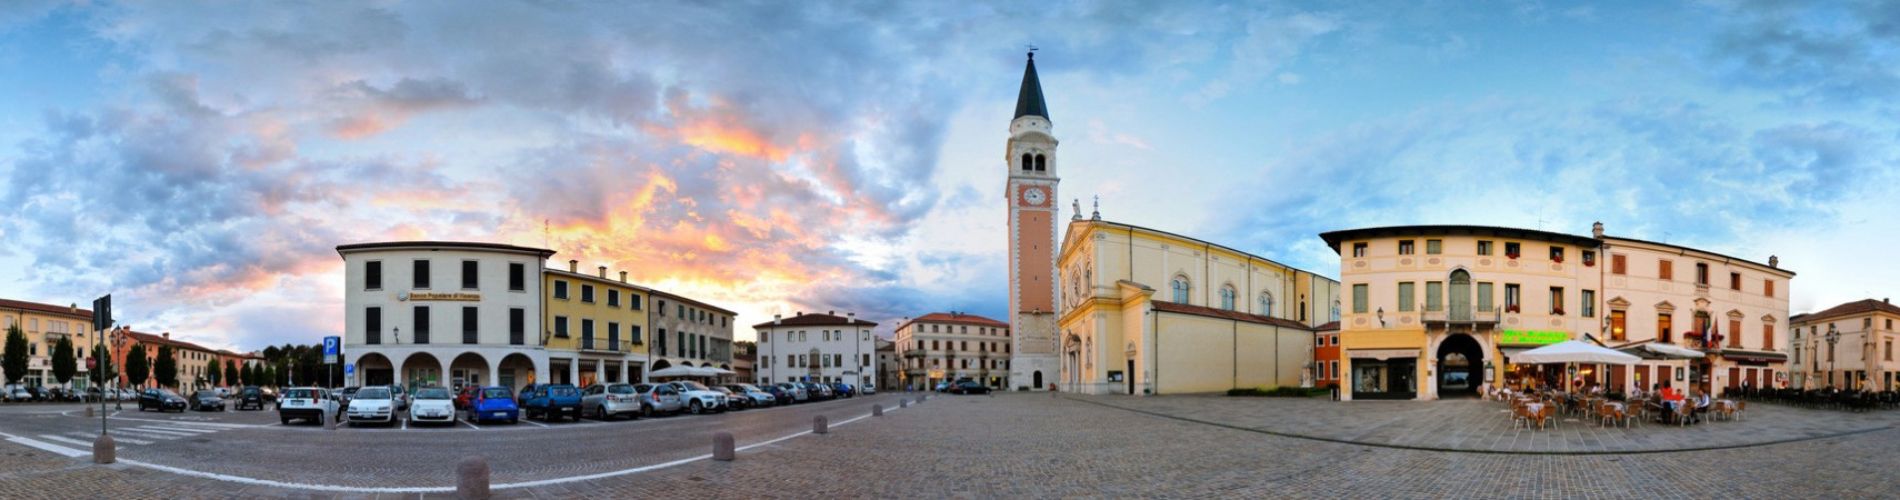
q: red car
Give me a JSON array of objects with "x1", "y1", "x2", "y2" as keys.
[{"x1": 455, "y1": 386, "x2": 480, "y2": 410}]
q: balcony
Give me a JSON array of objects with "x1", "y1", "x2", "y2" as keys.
[
  {"x1": 1421, "y1": 306, "x2": 1501, "y2": 327},
  {"x1": 580, "y1": 339, "x2": 639, "y2": 353}
]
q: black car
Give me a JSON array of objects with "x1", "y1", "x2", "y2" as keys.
[
  {"x1": 235, "y1": 386, "x2": 266, "y2": 411},
  {"x1": 137, "y1": 388, "x2": 188, "y2": 412},
  {"x1": 26, "y1": 386, "x2": 50, "y2": 401},
  {"x1": 950, "y1": 381, "x2": 991, "y2": 395},
  {"x1": 189, "y1": 390, "x2": 226, "y2": 411}
]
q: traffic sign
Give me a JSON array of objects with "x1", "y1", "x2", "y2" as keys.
[
  {"x1": 344, "y1": 363, "x2": 354, "y2": 376},
  {"x1": 323, "y1": 336, "x2": 341, "y2": 364}
]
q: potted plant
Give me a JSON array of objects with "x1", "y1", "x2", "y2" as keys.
[
  {"x1": 1552, "y1": 307, "x2": 1565, "y2": 316},
  {"x1": 1505, "y1": 304, "x2": 1521, "y2": 314},
  {"x1": 1505, "y1": 251, "x2": 1520, "y2": 260},
  {"x1": 1551, "y1": 254, "x2": 1564, "y2": 263}
]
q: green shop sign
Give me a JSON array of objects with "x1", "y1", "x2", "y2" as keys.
[{"x1": 1500, "y1": 330, "x2": 1569, "y2": 345}]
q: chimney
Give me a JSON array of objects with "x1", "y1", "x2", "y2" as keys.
[
  {"x1": 619, "y1": 271, "x2": 628, "y2": 282},
  {"x1": 162, "y1": 332, "x2": 170, "y2": 340},
  {"x1": 848, "y1": 312, "x2": 856, "y2": 322},
  {"x1": 598, "y1": 265, "x2": 607, "y2": 278},
  {"x1": 568, "y1": 259, "x2": 578, "y2": 272},
  {"x1": 797, "y1": 311, "x2": 803, "y2": 317},
  {"x1": 1769, "y1": 255, "x2": 1779, "y2": 268},
  {"x1": 1591, "y1": 221, "x2": 1604, "y2": 239},
  {"x1": 773, "y1": 314, "x2": 782, "y2": 325}
]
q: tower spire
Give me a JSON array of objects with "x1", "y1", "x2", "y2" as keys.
[{"x1": 1014, "y1": 51, "x2": 1049, "y2": 121}]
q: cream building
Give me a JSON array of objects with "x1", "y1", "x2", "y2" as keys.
[
  {"x1": 338, "y1": 241, "x2": 555, "y2": 393},
  {"x1": 753, "y1": 311, "x2": 878, "y2": 387},
  {"x1": 1322, "y1": 223, "x2": 1792, "y2": 401},
  {"x1": 647, "y1": 290, "x2": 737, "y2": 375},
  {"x1": 893, "y1": 312, "x2": 1012, "y2": 390},
  {"x1": 1057, "y1": 218, "x2": 1337, "y2": 395},
  {"x1": 1790, "y1": 299, "x2": 1900, "y2": 390},
  {"x1": 0, "y1": 298, "x2": 97, "y2": 389}
]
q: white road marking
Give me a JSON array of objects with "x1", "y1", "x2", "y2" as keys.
[
  {"x1": 126, "y1": 427, "x2": 199, "y2": 438},
  {"x1": 38, "y1": 434, "x2": 98, "y2": 447},
  {"x1": 108, "y1": 416, "x2": 258, "y2": 428},
  {"x1": 459, "y1": 419, "x2": 481, "y2": 430},
  {"x1": 139, "y1": 425, "x2": 220, "y2": 434},
  {"x1": 520, "y1": 418, "x2": 550, "y2": 428},
  {"x1": 69, "y1": 432, "x2": 153, "y2": 445},
  {"x1": 5, "y1": 437, "x2": 87, "y2": 457}
]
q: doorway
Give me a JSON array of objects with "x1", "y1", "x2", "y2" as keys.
[
  {"x1": 1126, "y1": 360, "x2": 1135, "y2": 394},
  {"x1": 1033, "y1": 370, "x2": 1043, "y2": 390},
  {"x1": 1449, "y1": 270, "x2": 1472, "y2": 320},
  {"x1": 1436, "y1": 334, "x2": 1483, "y2": 398}
]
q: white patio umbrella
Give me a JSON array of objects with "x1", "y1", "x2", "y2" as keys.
[{"x1": 1512, "y1": 340, "x2": 1642, "y2": 365}]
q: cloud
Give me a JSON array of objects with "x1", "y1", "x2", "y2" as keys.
[{"x1": 1705, "y1": 1, "x2": 1900, "y2": 106}]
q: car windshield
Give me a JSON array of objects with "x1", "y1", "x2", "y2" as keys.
[
  {"x1": 550, "y1": 386, "x2": 579, "y2": 397},
  {"x1": 159, "y1": 390, "x2": 180, "y2": 398},
  {"x1": 633, "y1": 384, "x2": 652, "y2": 393},
  {"x1": 285, "y1": 389, "x2": 320, "y2": 399},
  {"x1": 415, "y1": 387, "x2": 451, "y2": 399},
  {"x1": 676, "y1": 381, "x2": 709, "y2": 391},
  {"x1": 356, "y1": 387, "x2": 391, "y2": 399},
  {"x1": 608, "y1": 384, "x2": 636, "y2": 394},
  {"x1": 482, "y1": 388, "x2": 511, "y2": 399},
  {"x1": 194, "y1": 390, "x2": 217, "y2": 398}
]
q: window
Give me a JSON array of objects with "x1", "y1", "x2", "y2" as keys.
[
  {"x1": 1582, "y1": 250, "x2": 1596, "y2": 267},
  {"x1": 581, "y1": 284, "x2": 595, "y2": 303},
  {"x1": 366, "y1": 307, "x2": 383, "y2": 344},
  {"x1": 1730, "y1": 272, "x2": 1741, "y2": 291},
  {"x1": 509, "y1": 308, "x2": 525, "y2": 345},
  {"x1": 439, "y1": 305, "x2": 472, "y2": 347},
  {"x1": 413, "y1": 260, "x2": 431, "y2": 289},
  {"x1": 1504, "y1": 242, "x2": 1521, "y2": 257},
  {"x1": 462, "y1": 260, "x2": 479, "y2": 289},
  {"x1": 1764, "y1": 280, "x2": 1775, "y2": 298},
  {"x1": 554, "y1": 280, "x2": 569, "y2": 299},
  {"x1": 1398, "y1": 240, "x2": 1415, "y2": 255},
  {"x1": 1729, "y1": 319, "x2": 1742, "y2": 347},
  {"x1": 1330, "y1": 361, "x2": 1338, "y2": 380},
  {"x1": 630, "y1": 295, "x2": 642, "y2": 310},
  {"x1": 1219, "y1": 286, "x2": 1236, "y2": 311},
  {"x1": 1352, "y1": 243, "x2": 1367, "y2": 258},
  {"x1": 1425, "y1": 239, "x2": 1442, "y2": 254},
  {"x1": 555, "y1": 316, "x2": 569, "y2": 338},
  {"x1": 1330, "y1": 335, "x2": 1338, "y2": 346},
  {"x1": 1609, "y1": 310, "x2": 1627, "y2": 341},
  {"x1": 1316, "y1": 336, "x2": 1325, "y2": 347},
  {"x1": 1888, "y1": 340, "x2": 1893, "y2": 362},
  {"x1": 1659, "y1": 313, "x2": 1673, "y2": 343},
  {"x1": 1170, "y1": 276, "x2": 1190, "y2": 304},
  {"x1": 365, "y1": 261, "x2": 383, "y2": 290},
  {"x1": 1477, "y1": 240, "x2": 1493, "y2": 256},
  {"x1": 1695, "y1": 262, "x2": 1709, "y2": 286},
  {"x1": 1352, "y1": 284, "x2": 1369, "y2": 314},
  {"x1": 1581, "y1": 290, "x2": 1595, "y2": 317},
  {"x1": 509, "y1": 263, "x2": 526, "y2": 291},
  {"x1": 1549, "y1": 246, "x2": 1564, "y2": 263},
  {"x1": 1477, "y1": 283, "x2": 1494, "y2": 311},
  {"x1": 1659, "y1": 260, "x2": 1674, "y2": 280},
  {"x1": 1504, "y1": 284, "x2": 1521, "y2": 312},
  {"x1": 1549, "y1": 287, "x2": 1564, "y2": 315},
  {"x1": 1397, "y1": 282, "x2": 1415, "y2": 312},
  {"x1": 413, "y1": 306, "x2": 431, "y2": 344},
  {"x1": 1762, "y1": 323, "x2": 1773, "y2": 351},
  {"x1": 1426, "y1": 282, "x2": 1443, "y2": 312},
  {"x1": 1611, "y1": 254, "x2": 1626, "y2": 275},
  {"x1": 656, "y1": 329, "x2": 668, "y2": 356},
  {"x1": 582, "y1": 319, "x2": 596, "y2": 348},
  {"x1": 608, "y1": 290, "x2": 620, "y2": 307},
  {"x1": 656, "y1": 300, "x2": 666, "y2": 316}
]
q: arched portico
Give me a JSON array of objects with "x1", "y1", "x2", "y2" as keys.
[
  {"x1": 400, "y1": 352, "x2": 444, "y2": 389},
  {"x1": 450, "y1": 352, "x2": 489, "y2": 390},
  {"x1": 356, "y1": 352, "x2": 394, "y2": 386}
]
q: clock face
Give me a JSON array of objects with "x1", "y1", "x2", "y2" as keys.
[{"x1": 1024, "y1": 187, "x2": 1047, "y2": 206}]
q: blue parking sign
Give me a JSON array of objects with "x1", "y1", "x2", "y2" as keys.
[
  {"x1": 345, "y1": 363, "x2": 354, "y2": 376},
  {"x1": 323, "y1": 336, "x2": 340, "y2": 364}
]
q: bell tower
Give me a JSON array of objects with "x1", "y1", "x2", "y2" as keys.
[{"x1": 1007, "y1": 52, "x2": 1059, "y2": 391}]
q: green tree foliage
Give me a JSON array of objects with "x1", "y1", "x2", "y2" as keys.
[
  {"x1": 2, "y1": 325, "x2": 27, "y2": 385},
  {"x1": 204, "y1": 360, "x2": 221, "y2": 387},
  {"x1": 126, "y1": 344, "x2": 150, "y2": 388},
  {"x1": 50, "y1": 337, "x2": 76, "y2": 386},
  {"x1": 155, "y1": 345, "x2": 178, "y2": 388},
  {"x1": 88, "y1": 344, "x2": 114, "y2": 387},
  {"x1": 223, "y1": 360, "x2": 238, "y2": 387}
]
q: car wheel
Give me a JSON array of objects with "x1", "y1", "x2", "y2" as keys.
[
  {"x1": 642, "y1": 405, "x2": 653, "y2": 418},
  {"x1": 509, "y1": 416, "x2": 519, "y2": 424},
  {"x1": 690, "y1": 400, "x2": 703, "y2": 415}
]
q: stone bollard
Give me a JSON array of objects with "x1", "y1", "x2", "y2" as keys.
[
  {"x1": 813, "y1": 415, "x2": 828, "y2": 435},
  {"x1": 712, "y1": 432, "x2": 735, "y2": 461},
  {"x1": 92, "y1": 434, "x2": 115, "y2": 464},
  {"x1": 85, "y1": 406, "x2": 94, "y2": 418},
  {"x1": 900, "y1": 398, "x2": 909, "y2": 408},
  {"x1": 457, "y1": 456, "x2": 490, "y2": 500},
  {"x1": 872, "y1": 404, "x2": 883, "y2": 417},
  {"x1": 325, "y1": 409, "x2": 337, "y2": 431},
  {"x1": 919, "y1": 393, "x2": 926, "y2": 403}
]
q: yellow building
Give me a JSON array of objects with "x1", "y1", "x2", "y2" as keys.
[
  {"x1": 0, "y1": 298, "x2": 97, "y2": 389},
  {"x1": 1056, "y1": 217, "x2": 1339, "y2": 395},
  {"x1": 544, "y1": 260, "x2": 651, "y2": 387}
]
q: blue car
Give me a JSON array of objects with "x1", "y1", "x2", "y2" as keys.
[
  {"x1": 831, "y1": 382, "x2": 855, "y2": 398},
  {"x1": 522, "y1": 383, "x2": 583, "y2": 422},
  {"x1": 466, "y1": 386, "x2": 520, "y2": 424}
]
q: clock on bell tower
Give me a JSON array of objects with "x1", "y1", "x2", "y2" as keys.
[{"x1": 1006, "y1": 51, "x2": 1059, "y2": 391}]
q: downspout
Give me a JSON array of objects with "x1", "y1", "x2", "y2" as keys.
[{"x1": 1232, "y1": 318, "x2": 1238, "y2": 390}]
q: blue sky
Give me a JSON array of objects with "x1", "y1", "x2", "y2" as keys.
[{"x1": 1, "y1": 1, "x2": 1895, "y2": 351}]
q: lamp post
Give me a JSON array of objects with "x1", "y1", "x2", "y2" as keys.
[
  {"x1": 1825, "y1": 324, "x2": 1840, "y2": 389},
  {"x1": 1376, "y1": 307, "x2": 1386, "y2": 328}
]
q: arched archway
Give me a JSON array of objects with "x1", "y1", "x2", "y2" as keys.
[
  {"x1": 498, "y1": 353, "x2": 536, "y2": 393},
  {"x1": 450, "y1": 352, "x2": 488, "y2": 390},
  {"x1": 400, "y1": 352, "x2": 443, "y2": 389},
  {"x1": 651, "y1": 359, "x2": 672, "y2": 371},
  {"x1": 357, "y1": 352, "x2": 394, "y2": 386},
  {"x1": 1436, "y1": 334, "x2": 1483, "y2": 397},
  {"x1": 1033, "y1": 370, "x2": 1044, "y2": 390}
]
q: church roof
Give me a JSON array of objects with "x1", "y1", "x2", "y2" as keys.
[{"x1": 1014, "y1": 52, "x2": 1049, "y2": 121}]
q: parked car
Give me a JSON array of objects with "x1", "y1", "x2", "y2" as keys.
[
  {"x1": 26, "y1": 386, "x2": 49, "y2": 401},
  {"x1": 934, "y1": 381, "x2": 951, "y2": 392},
  {"x1": 580, "y1": 383, "x2": 643, "y2": 420},
  {"x1": 727, "y1": 384, "x2": 775, "y2": 408},
  {"x1": 831, "y1": 382, "x2": 855, "y2": 398},
  {"x1": 466, "y1": 386, "x2": 520, "y2": 424},
  {"x1": 407, "y1": 386, "x2": 456, "y2": 425},
  {"x1": 522, "y1": 383, "x2": 583, "y2": 422},
  {"x1": 861, "y1": 384, "x2": 876, "y2": 395},
  {"x1": 762, "y1": 384, "x2": 793, "y2": 405},
  {"x1": 666, "y1": 381, "x2": 729, "y2": 414},
  {"x1": 632, "y1": 383, "x2": 685, "y2": 417},
  {"x1": 337, "y1": 386, "x2": 361, "y2": 409},
  {"x1": 455, "y1": 386, "x2": 480, "y2": 410},
  {"x1": 188, "y1": 389, "x2": 226, "y2": 411},
  {"x1": 345, "y1": 386, "x2": 398, "y2": 426},
  {"x1": 277, "y1": 387, "x2": 338, "y2": 424},
  {"x1": 260, "y1": 387, "x2": 278, "y2": 401},
  {"x1": 390, "y1": 384, "x2": 409, "y2": 412},
  {"x1": 803, "y1": 382, "x2": 833, "y2": 401},
  {"x1": 214, "y1": 387, "x2": 231, "y2": 398},
  {"x1": 235, "y1": 386, "x2": 266, "y2": 411},
  {"x1": 709, "y1": 386, "x2": 746, "y2": 410},
  {"x1": 950, "y1": 381, "x2": 991, "y2": 395},
  {"x1": 775, "y1": 383, "x2": 808, "y2": 403},
  {"x1": 137, "y1": 388, "x2": 188, "y2": 412}
]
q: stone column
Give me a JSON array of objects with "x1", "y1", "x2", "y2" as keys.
[
  {"x1": 441, "y1": 357, "x2": 453, "y2": 389},
  {"x1": 488, "y1": 355, "x2": 503, "y2": 387},
  {"x1": 594, "y1": 358, "x2": 604, "y2": 385},
  {"x1": 568, "y1": 359, "x2": 579, "y2": 386},
  {"x1": 619, "y1": 361, "x2": 629, "y2": 385},
  {"x1": 392, "y1": 354, "x2": 406, "y2": 389}
]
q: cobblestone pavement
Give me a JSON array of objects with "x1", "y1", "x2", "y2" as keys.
[
  {"x1": 1, "y1": 393, "x2": 1895, "y2": 498},
  {"x1": 1077, "y1": 394, "x2": 1900, "y2": 453}
]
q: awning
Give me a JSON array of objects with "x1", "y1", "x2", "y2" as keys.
[
  {"x1": 1617, "y1": 342, "x2": 1705, "y2": 360},
  {"x1": 1349, "y1": 349, "x2": 1420, "y2": 361},
  {"x1": 1510, "y1": 340, "x2": 1641, "y2": 365},
  {"x1": 1500, "y1": 347, "x2": 1533, "y2": 359},
  {"x1": 1718, "y1": 349, "x2": 1788, "y2": 363}
]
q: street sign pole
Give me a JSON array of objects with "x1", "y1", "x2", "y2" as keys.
[{"x1": 93, "y1": 294, "x2": 111, "y2": 436}]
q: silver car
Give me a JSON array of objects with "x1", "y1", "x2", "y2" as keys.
[
  {"x1": 580, "y1": 383, "x2": 642, "y2": 420},
  {"x1": 631, "y1": 383, "x2": 685, "y2": 417}
]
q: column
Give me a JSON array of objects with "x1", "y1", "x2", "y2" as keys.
[
  {"x1": 392, "y1": 355, "x2": 406, "y2": 389},
  {"x1": 441, "y1": 357, "x2": 453, "y2": 390},
  {"x1": 594, "y1": 358, "x2": 604, "y2": 385},
  {"x1": 488, "y1": 356, "x2": 502, "y2": 387},
  {"x1": 619, "y1": 361, "x2": 629, "y2": 385},
  {"x1": 568, "y1": 359, "x2": 579, "y2": 386}
]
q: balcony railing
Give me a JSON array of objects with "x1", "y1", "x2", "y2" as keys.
[
  {"x1": 1422, "y1": 306, "x2": 1502, "y2": 326},
  {"x1": 579, "y1": 339, "x2": 640, "y2": 353}
]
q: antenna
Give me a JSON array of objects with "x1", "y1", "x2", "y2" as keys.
[
  {"x1": 1026, "y1": 44, "x2": 1038, "y2": 59},
  {"x1": 543, "y1": 219, "x2": 550, "y2": 250}
]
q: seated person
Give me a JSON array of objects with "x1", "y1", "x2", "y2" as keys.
[
  {"x1": 1692, "y1": 390, "x2": 1712, "y2": 422},
  {"x1": 1660, "y1": 384, "x2": 1683, "y2": 417}
]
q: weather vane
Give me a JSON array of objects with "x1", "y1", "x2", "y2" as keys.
[{"x1": 1027, "y1": 44, "x2": 1038, "y2": 59}]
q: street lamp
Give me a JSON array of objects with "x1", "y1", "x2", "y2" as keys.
[
  {"x1": 1825, "y1": 324, "x2": 1840, "y2": 389},
  {"x1": 1376, "y1": 307, "x2": 1386, "y2": 328}
]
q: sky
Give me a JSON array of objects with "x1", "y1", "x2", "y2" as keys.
[{"x1": 2, "y1": 1, "x2": 1897, "y2": 353}]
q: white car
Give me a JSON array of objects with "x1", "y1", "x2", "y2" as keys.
[
  {"x1": 406, "y1": 386, "x2": 456, "y2": 425},
  {"x1": 345, "y1": 386, "x2": 397, "y2": 426},
  {"x1": 861, "y1": 384, "x2": 876, "y2": 395},
  {"x1": 729, "y1": 384, "x2": 776, "y2": 408},
  {"x1": 666, "y1": 381, "x2": 729, "y2": 414},
  {"x1": 581, "y1": 383, "x2": 643, "y2": 420},
  {"x1": 277, "y1": 387, "x2": 338, "y2": 425}
]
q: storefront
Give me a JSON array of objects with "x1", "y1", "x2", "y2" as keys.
[
  {"x1": 1348, "y1": 349, "x2": 1418, "y2": 400},
  {"x1": 1497, "y1": 329, "x2": 1569, "y2": 391}
]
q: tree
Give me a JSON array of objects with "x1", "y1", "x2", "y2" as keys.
[
  {"x1": 50, "y1": 337, "x2": 76, "y2": 387},
  {"x1": 204, "y1": 359, "x2": 221, "y2": 388},
  {"x1": 155, "y1": 345, "x2": 178, "y2": 388},
  {"x1": 88, "y1": 345, "x2": 114, "y2": 388},
  {"x1": 264, "y1": 365, "x2": 278, "y2": 388},
  {"x1": 125, "y1": 345, "x2": 150, "y2": 388},
  {"x1": 2, "y1": 325, "x2": 27, "y2": 385},
  {"x1": 223, "y1": 360, "x2": 238, "y2": 387}
]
